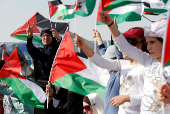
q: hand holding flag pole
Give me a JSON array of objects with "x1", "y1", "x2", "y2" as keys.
[{"x1": 46, "y1": 84, "x2": 53, "y2": 109}]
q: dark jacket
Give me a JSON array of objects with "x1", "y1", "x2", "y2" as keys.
[
  {"x1": 27, "y1": 37, "x2": 60, "y2": 81},
  {"x1": 27, "y1": 37, "x2": 68, "y2": 114}
]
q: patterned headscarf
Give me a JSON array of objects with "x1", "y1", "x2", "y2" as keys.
[{"x1": 144, "y1": 20, "x2": 167, "y2": 39}]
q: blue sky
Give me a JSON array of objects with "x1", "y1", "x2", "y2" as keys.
[{"x1": 0, "y1": 0, "x2": 169, "y2": 42}]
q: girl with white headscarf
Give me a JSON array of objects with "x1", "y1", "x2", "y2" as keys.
[{"x1": 83, "y1": 93, "x2": 104, "y2": 114}]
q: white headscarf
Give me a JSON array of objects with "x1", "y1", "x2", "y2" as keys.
[
  {"x1": 87, "y1": 93, "x2": 104, "y2": 114},
  {"x1": 144, "y1": 19, "x2": 167, "y2": 39}
]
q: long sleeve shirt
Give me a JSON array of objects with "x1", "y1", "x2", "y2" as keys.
[
  {"x1": 114, "y1": 33, "x2": 170, "y2": 114},
  {"x1": 90, "y1": 52, "x2": 144, "y2": 114}
]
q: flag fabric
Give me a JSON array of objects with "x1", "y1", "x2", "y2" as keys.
[
  {"x1": 0, "y1": 44, "x2": 16, "y2": 52},
  {"x1": 102, "y1": 0, "x2": 168, "y2": 11},
  {"x1": 143, "y1": 8, "x2": 167, "y2": 15},
  {"x1": 0, "y1": 48, "x2": 47, "y2": 109},
  {"x1": 58, "y1": 0, "x2": 96, "y2": 20},
  {"x1": 2, "y1": 52, "x2": 10, "y2": 61},
  {"x1": 10, "y1": 12, "x2": 68, "y2": 45},
  {"x1": 97, "y1": 3, "x2": 144, "y2": 25},
  {"x1": 48, "y1": 0, "x2": 68, "y2": 18},
  {"x1": 0, "y1": 44, "x2": 6, "y2": 50},
  {"x1": 162, "y1": 10, "x2": 170, "y2": 67},
  {"x1": 49, "y1": 30, "x2": 109, "y2": 98},
  {"x1": 56, "y1": 4, "x2": 76, "y2": 20}
]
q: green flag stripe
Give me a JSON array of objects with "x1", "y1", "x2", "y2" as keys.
[
  {"x1": 52, "y1": 73, "x2": 105, "y2": 98},
  {"x1": 165, "y1": 60, "x2": 170, "y2": 67},
  {"x1": 97, "y1": 11, "x2": 141, "y2": 25},
  {"x1": 11, "y1": 34, "x2": 43, "y2": 46},
  {"x1": 51, "y1": 8, "x2": 68, "y2": 18},
  {"x1": 163, "y1": 0, "x2": 168, "y2": 4},
  {"x1": 0, "y1": 78, "x2": 44, "y2": 109},
  {"x1": 85, "y1": 0, "x2": 96, "y2": 15},
  {"x1": 144, "y1": 8, "x2": 167, "y2": 13}
]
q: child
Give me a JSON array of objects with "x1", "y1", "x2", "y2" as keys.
[
  {"x1": 93, "y1": 27, "x2": 147, "y2": 114},
  {"x1": 74, "y1": 27, "x2": 147, "y2": 113},
  {"x1": 99, "y1": 12, "x2": 170, "y2": 113}
]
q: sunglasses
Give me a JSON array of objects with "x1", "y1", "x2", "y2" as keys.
[
  {"x1": 83, "y1": 105, "x2": 91, "y2": 111},
  {"x1": 83, "y1": 103, "x2": 95, "y2": 111}
]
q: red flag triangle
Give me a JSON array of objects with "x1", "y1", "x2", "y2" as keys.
[
  {"x1": 49, "y1": 31, "x2": 87, "y2": 84},
  {"x1": 0, "y1": 48, "x2": 26, "y2": 79}
]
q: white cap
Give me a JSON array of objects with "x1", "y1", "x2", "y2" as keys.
[{"x1": 102, "y1": 45, "x2": 116, "y2": 59}]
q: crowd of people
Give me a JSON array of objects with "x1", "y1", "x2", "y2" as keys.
[{"x1": 0, "y1": 12, "x2": 170, "y2": 114}]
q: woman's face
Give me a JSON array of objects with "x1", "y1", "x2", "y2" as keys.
[
  {"x1": 83, "y1": 102, "x2": 93, "y2": 114},
  {"x1": 146, "y1": 36, "x2": 163, "y2": 62}
]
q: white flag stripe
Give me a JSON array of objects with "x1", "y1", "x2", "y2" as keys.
[
  {"x1": 108, "y1": 3, "x2": 144, "y2": 15},
  {"x1": 76, "y1": 56, "x2": 110, "y2": 87},
  {"x1": 19, "y1": 78, "x2": 47, "y2": 103}
]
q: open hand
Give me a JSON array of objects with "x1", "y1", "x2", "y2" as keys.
[{"x1": 110, "y1": 95, "x2": 129, "y2": 107}]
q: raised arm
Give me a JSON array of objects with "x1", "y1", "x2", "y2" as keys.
[
  {"x1": 100, "y1": 12, "x2": 120, "y2": 40},
  {"x1": 100, "y1": 12, "x2": 152, "y2": 66},
  {"x1": 74, "y1": 34, "x2": 95, "y2": 58},
  {"x1": 74, "y1": 34, "x2": 121, "y2": 71}
]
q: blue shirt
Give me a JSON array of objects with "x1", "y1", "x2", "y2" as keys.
[{"x1": 98, "y1": 44, "x2": 123, "y2": 114}]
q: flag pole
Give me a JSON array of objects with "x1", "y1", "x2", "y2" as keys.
[
  {"x1": 74, "y1": 13, "x2": 80, "y2": 52},
  {"x1": 100, "y1": 0, "x2": 109, "y2": 47},
  {"x1": 142, "y1": 15, "x2": 154, "y2": 23},
  {"x1": 1, "y1": 50, "x2": 4, "y2": 60},
  {"x1": 54, "y1": 0, "x2": 60, "y2": 30},
  {"x1": 160, "y1": 8, "x2": 170, "y2": 114},
  {"x1": 103, "y1": 25, "x2": 109, "y2": 47},
  {"x1": 0, "y1": 35, "x2": 10, "y2": 47},
  {"x1": 47, "y1": 0, "x2": 53, "y2": 29},
  {"x1": 94, "y1": 0, "x2": 99, "y2": 52}
]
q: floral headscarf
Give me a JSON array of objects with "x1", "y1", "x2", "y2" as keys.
[{"x1": 144, "y1": 20, "x2": 167, "y2": 39}]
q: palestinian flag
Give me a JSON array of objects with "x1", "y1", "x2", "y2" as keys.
[
  {"x1": 2, "y1": 51, "x2": 10, "y2": 61},
  {"x1": 97, "y1": 3, "x2": 144, "y2": 25},
  {"x1": 48, "y1": 0, "x2": 68, "y2": 18},
  {"x1": 10, "y1": 12, "x2": 68, "y2": 46},
  {"x1": 162, "y1": 10, "x2": 170, "y2": 67},
  {"x1": 0, "y1": 44, "x2": 16, "y2": 52},
  {"x1": 58, "y1": 0, "x2": 96, "y2": 20},
  {"x1": 102, "y1": 0, "x2": 168, "y2": 11},
  {"x1": 0, "y1": 48, "x2": 47, "y2": 109},
  {"x1": 0, "y1": 44, "x2": 6, "y2": 50},
  {"x1": 57, "y1": 4, "x2": 76, "y2": 20},
  {"x1": 143, "y1": 8, "x2": 168, "y2": 15},
  {"x1": 49, "y1": 30, "x2": 109, "y2": 98}
]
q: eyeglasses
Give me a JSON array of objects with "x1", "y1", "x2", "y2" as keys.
[{"x1": 83, "y1": 105, "x2": 91, "y2": 111}]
